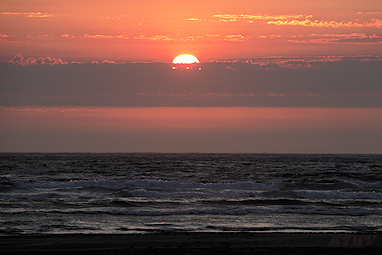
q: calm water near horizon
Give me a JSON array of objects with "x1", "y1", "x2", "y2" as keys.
[{"x1": 1, "y1": 153, "x2": 381, "y2": 235}]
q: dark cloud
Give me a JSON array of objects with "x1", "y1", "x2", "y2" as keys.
[{"x1": 1, "y1": 56, "x2": 381, "y2": 107}]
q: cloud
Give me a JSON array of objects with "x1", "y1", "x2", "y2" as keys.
[
  {"x1": 60, "y1": 34, "x2": 76, "y2": 39},
  {"x1": 101, "y1": 60, "x2": 116, "y2": 64},
  {"x1": 268, "y1": 18, "x2": 382, "y2": 28},
  {"x1": 208, "y1": 56, "x2": 358, "y2": 69},
  {"x1": 0, "y1": 33, "x2": 19, "y2": 42},
  {"x1": 100, "y1": 15, "x2": 125, "y2": 20},
  {"x1": 133, "y1": 35, "x2": 201, "y2": 42},
  {"x1": 0, "y1": 12, "x2": 56, "y2": 18},
  {"x1": 7, "y1": 54, "x2": 68, "y2": 65},
  {"x1": 289, "y1": 33, "x2": 382, "y2": 44},
  {"x1": 114, "y1": 35, "x2": 129, "y2": 39},
  {"x1": 259, "y1": 34, "x2": 281, "y2": 39},
  {"x1": 83, "y1": 34, "x2": 114, "y2": 39},
  {"x1": 213, "y1": 14, "x2": 312, "y2": 21},
  {"x1": 367, "y1": 12, "x2": 382, "y2": 14},
  {"x1": 185, "y1": 18, "x2": 202, "y2": 21},
  {"x1": 59, "y1": 34, "x2": 129, "y2": 40},
  {"x1": 223, "y1": 35, "x2": 248, "y2": 41},
  {"x1": 133, "y1": 35, "x2": 174, "y2": 41}
]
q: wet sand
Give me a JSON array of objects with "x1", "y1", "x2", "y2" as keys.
[{"x1": 1, "y1": 232, "x2": 381, "y2": 254}]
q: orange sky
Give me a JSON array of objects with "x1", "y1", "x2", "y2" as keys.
[
  {"x1": 1, "y1": 0, "x2": 381, "y2": 61},
  {"x1": 1, "y1": 1, "x2": 382, "y2": 153}
]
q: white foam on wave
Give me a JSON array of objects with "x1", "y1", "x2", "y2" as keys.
[
  {"x1": 11, "y1": 179, "x2": 382, "y2": 202},
  {"x1": 294, "y1": 190, "x2": 382, "y2": 200},
  {"x1": 114, "y1": 206, "x2": 382, "y2": 216},
  {"x1": 125, "y1": 189, "x2": 258, "y2": 198}
]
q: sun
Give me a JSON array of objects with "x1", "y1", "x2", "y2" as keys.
[{"x1": 172, "y1": 54, "x2": 200, "y2": 64}]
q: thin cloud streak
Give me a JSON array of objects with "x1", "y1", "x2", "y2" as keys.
[
  {"x1": 213, "y1": 14, "x2": 312, "y2": 20},
  {"x1": 0, "y1": 12, "x2": 57, "y2": 18},
  {"x1": 289, "y1": 33, "x2": 382, "y2": 44},
  {"x1": 268, "y1": 18, "x2": 382, "y2": 28}
]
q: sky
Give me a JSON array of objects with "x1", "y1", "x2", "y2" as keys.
[{"x1": 1, "y1": 0, "x2": 382, "y2": 153}]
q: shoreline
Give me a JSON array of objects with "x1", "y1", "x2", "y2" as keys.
[{"x1": 2, "y1": 232, "x2": 381, "y2": 254}]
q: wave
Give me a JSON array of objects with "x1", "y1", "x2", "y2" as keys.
[
  {"x1": 280, "y1": 181, "x2": 382, "y2": 192},
  {"x1": 201, "y1": 225, "x2": 381, "y2": 233},
  {"x1": 0, "y1": 192, "x2": 58, "y2": 199},
  {"x1": 13, "y1": 179, "x2": 284, "y2": 191},
  {"x1": 12, "y1": 179, "x2": 382, "y2": 192},
  {"x1": 4, "y1": 179, "x2": 380, "y2": 201},
  {"x1": 293, "y1": 190, "x2": 382, "y2": 200},
  {"x1": 2, "y1": 205, "x2": 382, "y2": 216}
]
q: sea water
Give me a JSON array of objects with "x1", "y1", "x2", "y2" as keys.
[{"x1": 1, "y1": 153, "x2": 381, "y2": 235}]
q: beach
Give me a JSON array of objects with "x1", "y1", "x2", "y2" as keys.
[{"x1": 2, "y1": 232, "x2": 381, "y2": 255}]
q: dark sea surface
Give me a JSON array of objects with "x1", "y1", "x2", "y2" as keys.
[{"x1": 1, "y1": 153, "x2": 381, "y2": 235}]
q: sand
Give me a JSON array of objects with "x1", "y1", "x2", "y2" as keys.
[{"x1": 1, "y1": 232, "x2": 381, "y2": 255}]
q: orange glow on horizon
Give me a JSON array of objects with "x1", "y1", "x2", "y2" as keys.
[
  {"x1": 2, "y1": 106, "x2": 381, "y2": 130},
  {"x1": 1, "y1": 107, "x2": 381, "y2": 153}
]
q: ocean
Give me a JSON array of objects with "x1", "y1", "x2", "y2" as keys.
[{"x1": 1, "y1": 153, "x2": 381, "y2": 235}]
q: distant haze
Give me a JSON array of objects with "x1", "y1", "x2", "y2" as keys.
[{"x1": 1, "y1": 56, "x2": 381, "y2": 108}]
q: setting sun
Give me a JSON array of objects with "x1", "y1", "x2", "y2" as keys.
[{"x1": 172, "y1": 54, "x2": 200, "y2": 64}]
